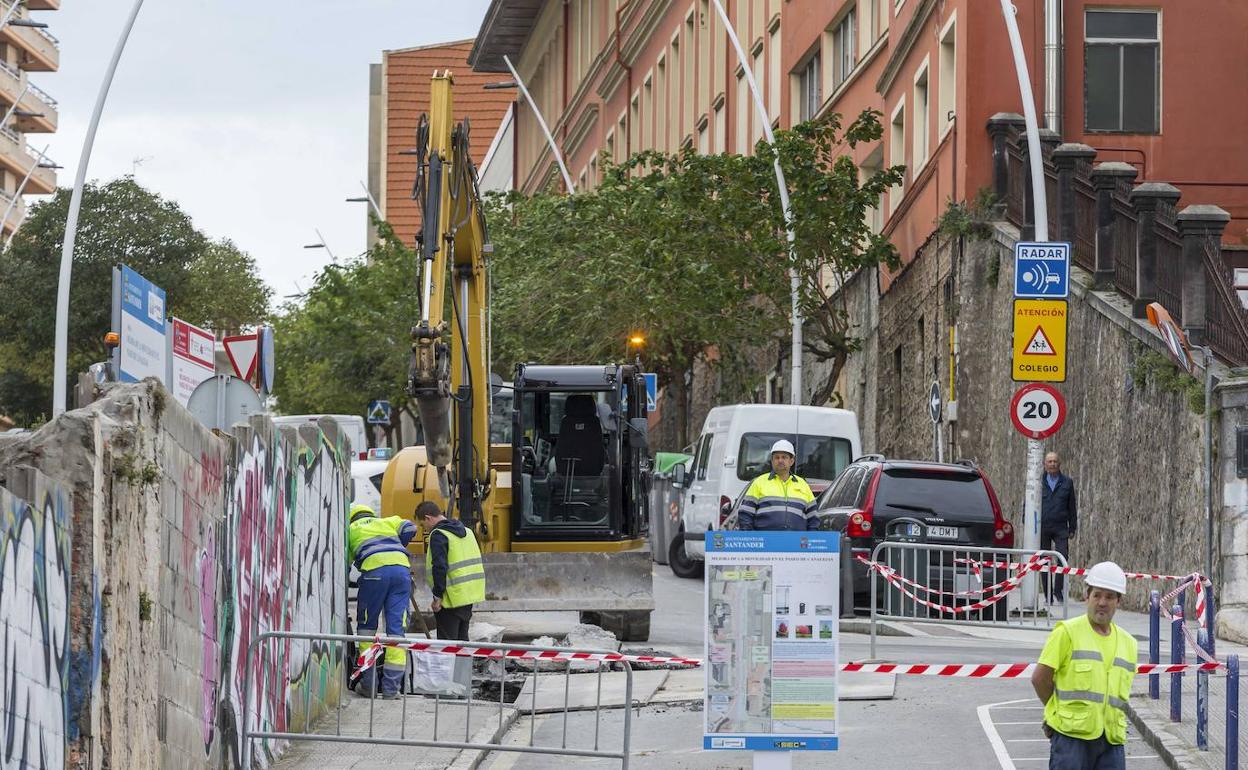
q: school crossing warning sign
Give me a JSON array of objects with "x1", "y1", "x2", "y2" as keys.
[{"x1": 1012, "y1": 299, "x2": 1067, "y2": 382}]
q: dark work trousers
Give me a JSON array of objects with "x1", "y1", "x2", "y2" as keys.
[
  {"x1": 1040, "y1": 530, "x2": 1070, "y2": 600},
  {"x1": 1048, "y1": 732, "x2": 1125, "y2": 770},
  {"x1": 434, "y1": 604, "x2": 473, "y2": 641}
]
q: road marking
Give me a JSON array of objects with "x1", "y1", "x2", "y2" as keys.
[
  {"x1": 978, "y1": 698, "x2": 1029, "y2": 770},
  {"x1": 994, "y1": 721, "x2": 1043, "y2": 725},
  {"x1": 994, "y1": 705, "x2": 1044, "y2": 710}
]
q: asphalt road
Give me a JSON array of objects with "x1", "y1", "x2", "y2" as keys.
[{"x1": 477, "y1": 565, "x2": 1169, "y2": 769}]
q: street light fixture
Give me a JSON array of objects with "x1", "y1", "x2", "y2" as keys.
[{"x1": 303, "y1": 228, "x2": 336, "y2": 261}]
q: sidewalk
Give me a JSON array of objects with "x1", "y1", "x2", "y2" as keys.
[{"x1": 915, "y1": 598, "x2": 1247, "y2": 770}]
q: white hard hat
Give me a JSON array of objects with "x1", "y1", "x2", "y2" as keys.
[
  {"x1": 1085, "y1": 561, "x2": 1127, "y2": 595},
  {"x1": 770, "y1": 439, "x2": 796, "y2": 457}
]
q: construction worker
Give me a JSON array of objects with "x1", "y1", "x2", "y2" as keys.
[
  {"x1": 418, "y1": 501, "x2": 486, "y2": 640},
  {"x1": 347, "y1": 502, "x2": 418, "y2": 698},
  {"x1": 737, "y1": 439, "x2": 819, "y2": 531},
  {"x1": 1031, "y1": 561, "x2": 1136, "y2": 770}
]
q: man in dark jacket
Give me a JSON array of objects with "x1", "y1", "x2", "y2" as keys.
[
  {"x1": 418, "y1": 502, "x2": 486, "y2": 641},
  {"x1": 1040, "y1": 452, "x2": 1078, "y2": 603}
]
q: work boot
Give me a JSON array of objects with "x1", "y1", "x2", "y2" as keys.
[{"x1": 381, "y1": 691, "x2": 401, "y2": 700}]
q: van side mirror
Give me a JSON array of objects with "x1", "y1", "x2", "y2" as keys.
[{"x1": 672, "y1": 463, "x2": 687, "y2": 488}]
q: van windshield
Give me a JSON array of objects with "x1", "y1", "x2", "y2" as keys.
[{"x1": 737, "y1": 433, "x2": 852, "y2": 482}]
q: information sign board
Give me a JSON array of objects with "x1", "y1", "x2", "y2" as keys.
[
  {"x1": 117, "y1": 265, "x2": 167, "y2": 383},
  {"x1": 170, "y1": 317, "x2": 215, "y2": 407},
  {"x1": 704, "y1": 531, "x2": 839, "y2": 752},
  {"x1": 1011, "y1": 299, "x2": 1067, "y2": 382}
]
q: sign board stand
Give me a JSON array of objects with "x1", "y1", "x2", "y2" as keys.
[{"x1": 704, "y1": 531, "x2": 839, "y2": 760}]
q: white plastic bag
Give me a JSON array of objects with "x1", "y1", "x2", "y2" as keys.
[{"x1": 410, "y1": 650, "x2": 467, "y2": 697}]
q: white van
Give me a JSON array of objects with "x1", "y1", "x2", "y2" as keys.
[{"x1": 668, "y1": 404, "x2": 862, "y2": 576}]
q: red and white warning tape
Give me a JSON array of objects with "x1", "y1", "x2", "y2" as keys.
[
  {"x1": 351, "y1": 638, "x2": 703, "y2": 681},
  {"x1": 954, "y1": 557, "x2": 1211, "y2": 586},
  {"x1": 854, "y1": 553, "x2": 1047, "y2": 614},
  {"x1": 841, "y1": 662, "x2": 1224, "y2": 676},
  {"x1": 853, "y1": 553, "x2": 1039, "y2": 599}
]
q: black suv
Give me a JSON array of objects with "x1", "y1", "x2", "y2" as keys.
[{"x1": 814, "y1": 456, "x2": 1013, "y2": 609}]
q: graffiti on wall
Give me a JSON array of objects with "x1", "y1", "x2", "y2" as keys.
[
  {"x1": 0, "y1": 473, "x2": 71, "y2": 769},
  {"x1": 219, "y1": 425, "x2": 347, "y2": 767}
]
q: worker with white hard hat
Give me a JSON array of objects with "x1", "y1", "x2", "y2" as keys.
[
  {"x1": 1030, "y1": 561, "x2": 1136, "y2": 769},
  {"x1": 736, "y1": 438, "x2": 819, "y2": 531}
]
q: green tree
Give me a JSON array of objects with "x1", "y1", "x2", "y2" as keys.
[
  {"x1": 181, "y1": 239, "x2": 273, "y2": 336},
  {"x1": 272, "y1": 220, "x2": 420, "y2": 443},
  {"x1": 763, "y1": 112, "x2": 905, "y2": 406},
  {"x1": 0, "y1": 176, "x2": 271, "y2": 425},
  {"x1": 488, "y1": 149, "x2": 790, "y2": 446}
]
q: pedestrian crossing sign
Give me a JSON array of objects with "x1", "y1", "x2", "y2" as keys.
[
  {"x1": 367, "y1": 399, "x2": 391, "y2": 425},
  {"x1": 1012, "y1": 300, "x2": 1067, "y2": 382}
]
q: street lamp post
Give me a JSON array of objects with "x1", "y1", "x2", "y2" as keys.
[{"x1": 52, "y1": 0, "x2": 147, "y2": 417}]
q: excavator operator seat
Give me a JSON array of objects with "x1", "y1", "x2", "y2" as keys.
[{"x1": 553, "y1": 394, "x2": 605, "y2": 477}]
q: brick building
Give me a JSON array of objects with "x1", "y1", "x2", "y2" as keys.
[{"x1": 366, "y1": 39, "x2": 513, "y2": 248}]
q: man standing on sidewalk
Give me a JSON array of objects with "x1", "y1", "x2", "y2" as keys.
[
  {"x1": 1041, "y1": 451, "x2": 1078, "y2": 602},
  {"x1": 1030, "y1": 561, "x2": 1136, "y2": 770},
  {"x1": 736, "y1": 440, "x2": 819, "y2": 531},
  {"x1": 419, "y1": 502, "x2": 486, "y2": 641}
]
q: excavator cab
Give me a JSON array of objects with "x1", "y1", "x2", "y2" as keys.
[{"x1": 512, "y1": 363, "x2": 648, "y2": 542}]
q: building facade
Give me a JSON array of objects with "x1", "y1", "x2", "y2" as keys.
[
  {"x1": 472, "y1": 0, "x2": 1248, "y2": 259},
  {"x1": 0, "y1": 0, "x2": 60, "y2": 239},
  {"x1": 367, "y1": 39, "x2": 514, "y2": 249}
]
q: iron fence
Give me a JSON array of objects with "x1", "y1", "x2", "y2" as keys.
[{"x1": 240, "y1": 630, "x2": 635, "y2": 769}]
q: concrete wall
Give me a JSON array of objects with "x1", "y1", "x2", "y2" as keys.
[
  {"x1": 0, "y1": 381, "x2": 350, "y2": 769},
  {"x1": 0, "y1": 467, "x2": 72, "y2": 769}
]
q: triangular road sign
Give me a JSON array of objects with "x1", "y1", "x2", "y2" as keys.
[
  {"x1": 223, "y1": 334, "x2": 259, "y2": 381},
  {"x1": 1024, "y1": 326, "x2": 1057, "y2": 356}
]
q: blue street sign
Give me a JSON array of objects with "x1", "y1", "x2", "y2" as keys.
[
  {"x1": 1014, "y1": 242, "x2": 1070, "y2": 299},
  {"x1": 116, "y1": 265, "x2": 167, "y2": 383},
  {"x1": 643, "y1": 373, "x2": 657, "y2": 412},
  {"x1": 367, "y1": 399, "x2": 391, "y2": 425}
]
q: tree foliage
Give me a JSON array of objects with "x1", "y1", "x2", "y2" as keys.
[
  {"x1": 271, "y1": 220, "x2": 419, "y2": 440},
  {"x1": 0, "y1": 176, "x2": 271, "y2": 425}
]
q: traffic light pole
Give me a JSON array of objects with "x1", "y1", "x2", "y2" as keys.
[{"x1": 998, "y1": 0, "x2": 1050, "y2": 608}]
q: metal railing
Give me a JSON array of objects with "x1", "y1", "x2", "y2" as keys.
[
  {"x1": 240, "y1": 630, "x2": 635, "y2": 769},
  {"x1": 868, "y1": 539, "x2": 1070, "y2": 658},
  {"x1": 27, "y1": 79, "x2": 54, "y2": 108}
]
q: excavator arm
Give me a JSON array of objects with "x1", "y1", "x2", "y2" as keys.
[{"x1": 407, "y1": 71, "x2": 492, "y2": 530}]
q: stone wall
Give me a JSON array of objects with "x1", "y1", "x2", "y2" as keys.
[
  {"x1": 0, "y1": 381, "x2": 351, "y2": 769},
  {"x1": 830, "y1": 223, "x2": 1227, "y2": 613}
]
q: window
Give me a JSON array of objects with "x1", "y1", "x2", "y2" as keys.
[
  {"x1": 736, "y1": 433, "x2": 853, "y2": 483},
  {"x1": 797, "y1": 52, "x2": 821, "y2": 122},
  {"x1": 819, "y1": 466, "x2": 864, "y2": 510},
  {"x1": 656, "y1": 57, "x2": 667, "y2": 151},
  {"x1": 735, "y1": 71, "x2": 749, "y2": 154},
  {"x1": 868, "y1": 0, "x2": 884, "y2": 41},
  {"x1": 617, "y1": 113, "x2": 627, "y2": 162},
  {"x1": 605, "y1": 129, "x2": 615, "y2": 165},
  {"x1": 831, "y1": 8, "x2": 857, "y2": 89},
  {"x1": 643, "y1": 74, "x2": 653, "y2": 150},
  {"x1": 767, "y1": 27, "x2": 781, "y2": 119},
  {"x1": 1084, "y1": 10, "x2": 1160, "y2": 133},
  {"x1": 629, "y1": 94, "x2": 640, "y2": 159},
  {"x1": 889, "y1": 101, "x2": 905, "y2": 211},
  {"x1": 714, "y1": 99, "x2": 726, "y2": 153},
  {"x1": 751, "y1": 47, "x2": 765, "y2": 143},
  {"x1": 668, "y1": 39, "x2": 680, "y2": 150},
  {"x1": 860, "y1": 146, "x2": 884, "y2": 234},
  {"x1": 938, "y1": 16, "x2": 956, "y2": 134},
  {"x1": 698, "y1": 119, "x2": 709, "y2": 153},
  {"x1": 913, "y1": 62, "x2": 930, "y2": 169},
  {"x1": 685, "y1": 13, "x2": 697, "y2": 133}
]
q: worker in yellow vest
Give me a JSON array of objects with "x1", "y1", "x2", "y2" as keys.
[
  {"x1": 347, "y1": 502, "x2": 418, "y2": 698},
  {"x1": 737, "y1": 439, "x2": 819, "y2": 531},
  {"x1": 1031, "y1": 561, "x2": 1136, "y2": 769},
  {"x1": 418, "y1": 501, "x2": 486, "y2": 641}
]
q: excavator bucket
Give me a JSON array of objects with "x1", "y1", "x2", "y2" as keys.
[{"x1": 412, "y1": 549, "x2": 655, "y2": 640}]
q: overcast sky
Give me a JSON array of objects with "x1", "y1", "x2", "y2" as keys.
[{"x1": 40, "y1": 0, "x2": 493, "y2": 302}]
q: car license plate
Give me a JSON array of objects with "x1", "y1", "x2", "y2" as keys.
[{"x1": 927, "y1": 525, "x2": 959, "y2": 540}]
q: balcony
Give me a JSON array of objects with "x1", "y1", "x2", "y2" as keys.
[
  {"x1": 0, "y1": 126, "x2": 54, "y2": 194},
  {"x1": 0, "y1": 5, "x2": 59, "y2": 72},
  {"x1": 0, "y1": 60, "x2": 56, "y2": 132},
  {"x1": 25, "y1": 0, "x2": 59, "y2": 9},
  {"x1": 0, "y1": 188, "x2": 26, "y2": 235}
]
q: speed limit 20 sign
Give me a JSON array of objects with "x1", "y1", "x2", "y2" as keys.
[{"x1": 1010, "y1": 383, "x2": 1066, "y2": 439}]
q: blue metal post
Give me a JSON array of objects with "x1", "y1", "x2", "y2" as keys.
[
  {"x1": 1197, "y1": 629, "x2": 1209, "y2": 750},
  {"x1": 1228, "y1": 654, "x2": 1239, "y2": 770},
  {"x1": 1172, "y1": 604, "x2": 1185, "y2": 722},
  {"x1": 1150, "y1": 590, "x2": 1161, "y2": 700},
  {"x1": 1206, "y1": 585, "x2": 1217, "y2": 657}
]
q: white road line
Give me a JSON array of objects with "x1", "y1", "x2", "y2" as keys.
[
  {"x1": 978, "y1": 699, "x2": 1029, "y2": 770},
  {"x1": 994, "y1": 721, "x2": 1043, "y2": 725},
  {"x1": 994, "y1": 705, "x2": 1044, "y2": 710},
  {"x1": 1010, "y1": 758, "x2": 1158, "y2": 763},
  {"x1": 1007, "y1": 739, "x2": 1048, "y2": 742}
]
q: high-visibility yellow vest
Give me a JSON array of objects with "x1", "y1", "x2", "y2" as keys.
[
  {"x1": 1045, "y1": 614, "x2": 1137, "y2": 744},
  {"x1": 426, "y1": 527, "x2": 486, "y2": 608},
  {"x1": 348, "y1": 516, "x2": 415, "y2": 572}
]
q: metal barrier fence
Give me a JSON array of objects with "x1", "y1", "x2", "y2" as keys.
[
  {"x1": 868, "y1": 540, "x2": 1070, "y2": 658},
  {"x1": 1147, "y1": 588, "x2": 1243, "y2": 768},
  {"x1": 241, "y1": 631, "x2": 635, "y2": 769}
]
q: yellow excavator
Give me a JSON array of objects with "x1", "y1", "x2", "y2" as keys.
[{"x1": 380, "y1": 72, "x2": 654, "y2": 641}]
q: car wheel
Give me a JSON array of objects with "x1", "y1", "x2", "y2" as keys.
[{"x1": 669, "y1": 533, "x2": 704, "y2": 579}]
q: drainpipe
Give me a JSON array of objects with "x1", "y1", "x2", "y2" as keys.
[
  {"x1": 615, "y1": 0, "x2": 632, "y2": 157},
  {"x1": 1044, "y1": 0, "x2": 1063, "y2": 131}
]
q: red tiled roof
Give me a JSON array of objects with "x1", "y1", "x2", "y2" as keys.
[{"x1": 385, "y1": 40, "x2": 513, "y2": 246}]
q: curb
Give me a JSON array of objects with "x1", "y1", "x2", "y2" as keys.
[
  {"x1": 1125, "y1": 700, "x2": 1216, "y2": 770},
  {"x1": 839, "y1": 618, "x2": 923, "y2": 637},
  {"x1": 448, "y1": 704, "x2": 523, "y2": 770}
]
